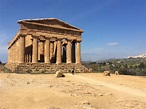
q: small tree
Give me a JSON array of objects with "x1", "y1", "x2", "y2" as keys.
[{"x1": 138, "y1": 62, "x2": 145, "y2": 68}]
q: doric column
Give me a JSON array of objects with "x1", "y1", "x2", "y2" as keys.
[
  {"x1": 45, "y1": 38, "x2": 50, "y2": 63},
  {"x1": 19, "y1": 35, "x2": 25, "y2": 63},
  {"x1": 67, "y1": 39, "x2": 72, "y2": 63},
  {"x1": 76, "y1": 40, "x2": 81, "y2": 64},
  {"x1": 32, "y1": 37, "x2": 38, "y2": 63},
  {"x1": 56, "y1": 38, "x2": 62, "y2": 64}
]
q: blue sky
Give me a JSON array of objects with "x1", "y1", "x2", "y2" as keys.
[{"x1": 0, "y1": 0, "x2": 146, "y2": 62}]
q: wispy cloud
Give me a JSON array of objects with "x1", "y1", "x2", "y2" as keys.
[{"x1": 107, "y1": 42, "x2": 119, "y2": 46}]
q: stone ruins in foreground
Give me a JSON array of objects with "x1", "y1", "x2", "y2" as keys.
[{"x1": 6, "y1": 18, "x2": 89, "y2": 73}]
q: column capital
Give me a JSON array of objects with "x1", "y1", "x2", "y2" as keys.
[
  {"x1": 19, "y1": 34, "x2": 26, "y2": 37},
  {"x1": 57, "y1": 38, "x2": 62, "y2": 41},
  {"x1": 76, "y1": 39, "x2": 82, "y2": 43},
  {"x1": 31, "y1": 34, "x2": 40, "y2": 38},
  {"x1": 31, "y1": 35, "x2": 39, "y2": 41},
  {"x1": 67, "y1": 38, "x2": 73, "y2": 42},
  {"x1": 50, "y1": 37, "x2": 57, "y2": 42},
  {"x1": 32, "y1": 36, "x2": 38, "y2": 39},
  {"x1": 45, "y1": 37, "x2": 50, "y2": 40}
]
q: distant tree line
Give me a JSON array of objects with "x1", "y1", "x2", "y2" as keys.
[{"x1": 83, "y1": 58, "x2": 146, "y2": 76}]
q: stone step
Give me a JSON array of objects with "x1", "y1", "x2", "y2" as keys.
[{"x1": 5, "y1": 63, "x2": 90, "y2": 74}]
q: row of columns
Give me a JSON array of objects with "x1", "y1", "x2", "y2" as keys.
[{"x1": 19, "y1": 35, "x2": 81, "y2": 64}]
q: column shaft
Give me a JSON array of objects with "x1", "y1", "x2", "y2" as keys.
[
  {"x1": 32, "y1": 37, "x2": 38, "y2": 63},
  {"x1": 76, "y1": 41, "x2": 81, "y2": 64},
  {"x1": 45, "y1": 39, "x2": 50, "y2": 63},
  {"x1": 56, "y1": 39, "x2": 62, "y2": 64},
  {"x1": 19, "y1": 36, "x2": 25, "y2": 63},
  {"x1": 67, "y1": 40, "x2": 72, "y2": 63}
]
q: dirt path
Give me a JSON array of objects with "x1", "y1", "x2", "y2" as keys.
[{"x1": 67, "y1": 74, "x2": 146, "y2": 101}]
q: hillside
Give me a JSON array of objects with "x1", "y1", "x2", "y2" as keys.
[{"x1": 84, "y1": 58, "x2": 146, "y2": 76}]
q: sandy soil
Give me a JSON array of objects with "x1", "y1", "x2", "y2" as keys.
[{"x1": 0, "y1": 73, "x2": 146, "y2": 109}]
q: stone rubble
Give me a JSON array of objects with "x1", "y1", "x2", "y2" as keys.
[{"x1": 76, "y1": 100, "x2": 96, "y2": 109}]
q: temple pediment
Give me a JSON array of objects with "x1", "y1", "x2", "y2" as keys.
[{"x1": 18, "y1": 18, "x2": 83, "y2": 32}]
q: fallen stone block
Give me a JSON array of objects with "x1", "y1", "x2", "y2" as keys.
[
  {"x1": 55, "y1": 70, "x2": 65, "y2": 78},
  {"x1": 103, "y1": 70, "x2": 110, "y2": 76}
]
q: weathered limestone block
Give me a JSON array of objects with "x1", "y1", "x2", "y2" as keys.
[
  {"x1": 103, "y1": 70, "x2": 110, "y2": 76},
  {"x1": 115, "y1": 71, "x2": 119, "y2": 75},
  {"x1": 55, "y1": 70, "x2": 65, "y2": 77},
  {"x1": 47, "y1": 106, "x2": 60, "y2": 109},
  {"x1": 76, "y1": 100, "x2": 96, "y2": 109}
]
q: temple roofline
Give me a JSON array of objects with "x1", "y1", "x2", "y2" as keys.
[
  {"x1": 18, "y1": 18, "x2": 84, "y2": 32},
  {"x1": 20, "y1": 21, "x2": 83, "y2": 32}
]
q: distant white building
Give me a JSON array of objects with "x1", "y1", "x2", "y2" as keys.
[{"x1": 128, "y1": 53, "x2": 146, "y2": 58}]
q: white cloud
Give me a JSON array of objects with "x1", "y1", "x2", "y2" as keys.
[{"x1": 107, "y1": 42, "x2": 119, "y2": 46}]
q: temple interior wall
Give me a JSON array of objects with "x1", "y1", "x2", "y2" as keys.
[{"x1": 38, "y1": 41, "x2": 45, "y2": 62}]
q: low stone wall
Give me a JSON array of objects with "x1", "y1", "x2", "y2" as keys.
[
  {"x1": 1, "y1": 64, "x2": 12, "y2": 73},
  {"x1": 5, "y1": 63, "x2": 19, "y2": 72},
  {"x1": 5, "y1": 63, "x2": 91, "y2": 74}
]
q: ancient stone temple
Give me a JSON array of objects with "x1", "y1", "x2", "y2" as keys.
[{"x1": 6, "y1": 18, "x2": 89, "y2": 73}]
